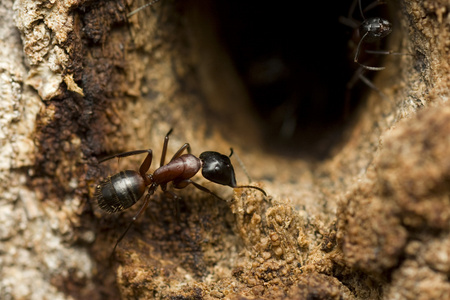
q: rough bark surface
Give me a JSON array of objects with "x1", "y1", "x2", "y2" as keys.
[{"x1": 1, "y1": 0, "x2": 449, "y2": 299}]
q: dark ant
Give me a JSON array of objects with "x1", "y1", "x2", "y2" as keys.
[
  {"x1": 339, "y1": 0, "x2": 405, "y2": 110},
  {"x1": 95, "y1": 129, "x2": 266, "y2": 255},
  {"x1": 340, "y1": 0, "x2": 393, "y2": 71}
]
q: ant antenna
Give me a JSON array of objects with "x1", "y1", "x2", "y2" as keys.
[
  {"x1": 234, "y1": 184, "x2": 267, "y2": 197},
  {"x1": 229, "y1": 148, "x2": 253, "y2": 184},
  {"x1": 228, "y1": 148, "x2": 266, "y2": 196},
  {"x1": 353, "y1": 31, "x2": 386, "y2": 71},
  {"x1": 358, "y1": 0, "x2": 365, "y2": 20},
  {"x1": 127, "y1": 0, "x2": 162, "y2": 18}
]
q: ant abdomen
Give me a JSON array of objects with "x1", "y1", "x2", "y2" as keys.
[{"x1": 95, "y1": 170, "x2": 146, "y2": 213}]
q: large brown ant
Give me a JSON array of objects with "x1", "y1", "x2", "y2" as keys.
[{"x1": 95, "y1": 129, "x2": 266, "y2": 255}]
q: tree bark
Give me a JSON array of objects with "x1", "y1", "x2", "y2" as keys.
[{"x1": 1, "y1": 0, "x2": 449, "y2": 299}]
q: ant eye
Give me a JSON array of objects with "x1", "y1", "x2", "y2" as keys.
[{"x1": 199, "y1": 151, "x2": 237, "y2": 187}]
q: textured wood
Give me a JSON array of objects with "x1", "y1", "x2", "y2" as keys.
[{"x1": 1, "y1": 0, "x2": 449, "y2": 299}]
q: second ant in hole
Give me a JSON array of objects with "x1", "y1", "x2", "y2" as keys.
[{"x1": 340, "y1": 0, "x2": 393, "y2": 71}]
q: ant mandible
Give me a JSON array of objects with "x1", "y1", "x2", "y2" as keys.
[
  {"x1": 95, "y1": 129, "x2": 266, "y2": 255},
  {"x1": 340, "y1": 0, "x2": 392, "y2": 71}
]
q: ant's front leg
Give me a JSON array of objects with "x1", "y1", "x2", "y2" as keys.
[
  {"x1": 160, "y1": 129, "x2": 192, "y2": 165},
  {"x1": 173, "y1": 179, "x2": 226, "y2": 201},
  {"x1": 169, "y1": 143, "x2": 191, "y2": 162},
  {"x1": 160, "y1": 129, "x2": 173, "y2": 167}
]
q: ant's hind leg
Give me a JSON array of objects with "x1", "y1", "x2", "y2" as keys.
[
  {"x1": 110, "y1": 186, "x2": 156, "y2": 257},
  {"x1": 97, "y1": 149, "x2": 153, "y2": 178},
  {"x1": 139, "y1": 150, "x2": 153, "y2": 177},
  {"x1": 98, "y1": 149, "x2": 152, "y2": 164},
  {"x1": 98, "y1": 149, "x2": 153, "y2": 177},
  {"x1": 358, "y1": 72, "x2": 388, "y2": 99}
]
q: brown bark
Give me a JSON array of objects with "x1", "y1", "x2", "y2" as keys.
[{"x1": 1, "y1": 0, "x2": 449, "y2": 299}]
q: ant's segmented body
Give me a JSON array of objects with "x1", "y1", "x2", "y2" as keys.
[{"x1": 95, "y1": 129, "x2": 266, "y2": 254}]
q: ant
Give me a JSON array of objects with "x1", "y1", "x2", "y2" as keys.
[
  {"x1": 95, "y1": 129, "x2": 266, "y2": 255},
  {"x1": 340, "y1": 0, "x2": 393, "y2": 71},
  {"x1": 339, "y1": 0, "x2": 407, "y2": 110}
]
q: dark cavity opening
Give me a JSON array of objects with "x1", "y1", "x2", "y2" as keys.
[{"x1": 210, "y1": 0, "x2": 392, "y2": 158}]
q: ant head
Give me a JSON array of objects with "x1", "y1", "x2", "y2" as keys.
[
  {"x1": 360, "y1": 17, "x2": 392, "y2": 42},
  {"x1": 199, "y1": 151, "x2": 237, "y2": 187}
]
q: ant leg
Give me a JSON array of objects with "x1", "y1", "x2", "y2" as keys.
[
  {"x1": 363, "y1": 0, "x2": 387, "y2": 15},
  {"x1": 162, "y1": 188, "x2": 182, "y2": 223},
  {"x1": 98, "y1": 149, "x2": 152, "y2": 178},
  {"x1": 127, "y1": 0, "x2": 162, "y2": 18},
  {"x1": 358, "y1": 0, "x2": 365, "y2": 19},
  {"x1": 229, "y1": 148, "x2": 252, "y2": 184},
  {"x1": 344, "y1": 66, "x2": 366, "y2": 117},
  {"x1": 110, "y1": 185, "x2": 157, "y2": 257},
  {"x1": 139, "y1": 150, "x2": 153, "y2": 177},
  {"x1": 353, "y1": 31, "x2": 383, "y2": 69},
  {"x1": 358, "y1": 72, "x2": 388, "y2": 99},
  {"x1": 173, "y1": 179, "x2": 226, "y2": 201},
  {"x1": 160, "y1": 183, "x2": 181, "y2": 221},
  {"x1": 347, "y1": 66, "x2": 365, "y2": 91},
  {"x1": 345, "y1": 0, "x2": 385, "y2": 21},
  {"x1": 347, "y1": 0, "x2": 358, "y2": 19},
  {"x1": 338, "y1": 15, "x2": 359, "y2": 29},
  {"x1": 344, "y1": 66, "x2": 388, "y2": 117},
  {"x1": 356, "y1": 50, "x2": 412, "y2": 71},
  {"x1": 98, "y1": 149, "x2": 152, "y2": 164},
  {"x1": 339, "y1": 0, "x2": 359, "y2": 29},
  {"x1": 233, "y1": 185, "x2": 267, "y2": 196},
  {"x1": 160, "y1": 128, "x2": 173, "y2": 167},
  {"x1": 159, "y1": 128, "x2": 191, "y2": 165},
  {"x1": 354, "y1": 33, "x2": 387, "y2": 71},
  {"x1": 350, "y1": 66, "x2": 385, "y2": 95},
  {"x1": 359, "y1": 49, "x2": 412, "y2": 71},
  {"x1": 175, "y1": 179, "x2": 267, "y2": 199},
  {"x1": 228, "y1": 148, "x2": 267, "y2": 195},
  {"x1": 169, "y1": 143, "x2": 191, "y2": 162},
  {"x1": 365, "y1": 49, "x2": 411, "y2": 56}
]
